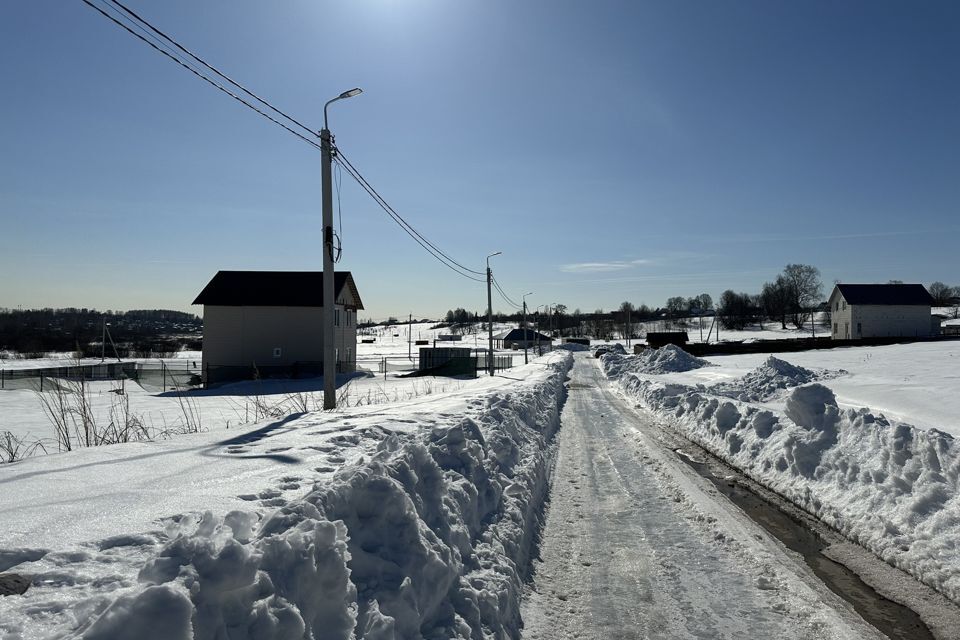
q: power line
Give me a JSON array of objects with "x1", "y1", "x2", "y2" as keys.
[
  {"x1": 334, "y1": 151, "x2": 486, "y2": 283},
  {"x1": 79, "y1": 0, "x2": 322, "y2": 151},
  {"x1": 80, "y1": 0, "x2": 486, "y2": 285},
  {"x1": 335, "y1": 148, "x2": 486, "y2": 277},
  {"x1": 491, "y1": 274, "x2": 523, "y2": 310},
  {"x1": 103, "y1": 0, "x2": 319, "y2": 140}
]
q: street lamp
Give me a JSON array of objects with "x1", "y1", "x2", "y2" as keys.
[
  {"x1": 522, "y1": 292, "x2": 533, "y2": 364},
  {"x1": 321, "y1": 87, "x2": 363, "y2": 410},
  {"x1": 535, "y1": 304, "x2": 545, "y2": 355},
  {"x1": 486, "y1": 251, "x2": 501, "y2": 376}
]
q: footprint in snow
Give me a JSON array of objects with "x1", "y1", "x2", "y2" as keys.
[
  {"x1": 327, "y1": 455, "x2": 346, "y2": 464},
  {"x1": 314, "y1": 466, "x2": 335, "y2": 473}
]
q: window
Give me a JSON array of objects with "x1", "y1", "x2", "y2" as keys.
[
  {"x1": 833, "y1": 323, "x2": 838, "y2": 334},
  {"x1": 857, "y1": 322, "x2": 862, "y2": 335},
  {"x1": 335, "y1": 309, "x2": 340, "y2": 327},
  {"x1": 272, "y1": 347, "x2": 282, "y2": 358},
  {"x1": 835, "y1": 302, "x2": 839, "y2": 312},
  {"x1": 842, "y1": 301, "x2": 846, "y2": 311}
]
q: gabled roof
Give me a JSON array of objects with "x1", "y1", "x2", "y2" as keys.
[
  {"x1": 193, "y1": 271, "x2": 364, "y2": 309},
  {"x1": 493, "y1": 328, "x2": 553, "y2": 341},
  {"x1": 833, "y1": 283, "x2": 933, "y2": 306}
]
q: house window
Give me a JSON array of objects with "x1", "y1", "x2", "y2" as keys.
[
  {"x1": 335, "y1": 309, "x2": 340, "y2": 327},
  {"x1": 273, "y1": 347, "x2": 282, "y2": 358},
  {"x1": 833, "y1": 323, "x2": 838, "y2": 334},
  {"x1": 842, "y1": 301, "x2": 846, "y2": 310},
  {"x1": 857, "y1": 322, "x2": 862, "y2": 335},
  {"x1": 835, "y1": 302, "x2": 839, "y2": 312}
]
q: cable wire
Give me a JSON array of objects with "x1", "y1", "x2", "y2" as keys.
[
  {"x1": 335, "y1": 147, "x2": 486, "y2": 277},
  {"x1": 104, "y1": 0, "x2": 319, "y2": 140},
  {"x1": 79, "y1": 0, "x2": 323, "y2": 150},
  {"x1": 491, "y1": 274, "x2": 523, "y2": 310},
  {"x1": 333, "y1": 153, "x2": 485, "y2": 283}
]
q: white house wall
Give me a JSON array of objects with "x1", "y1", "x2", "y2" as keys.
[{"x1": 829, "y1": 292, "x2": 932, "y2": 339}]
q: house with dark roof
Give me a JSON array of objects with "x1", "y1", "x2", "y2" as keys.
[
  {"x1": 492, "y1": 327, "x2": 553, "y2": 350},
  {"x1": 193, "y1": 271, "x2": 363, "y2": 383},
  {"x1": 828, "y1": 283, "x2": 936, "y2": 340}
]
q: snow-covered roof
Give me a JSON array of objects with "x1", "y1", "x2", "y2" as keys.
[
  {"x1": 193, "y1": 271, "x2": 364, "y2": 309},
  {"x1": 833, "y1": 283, "x2": 933, "y2": 306}
]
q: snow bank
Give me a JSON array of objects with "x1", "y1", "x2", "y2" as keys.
[
  {"x1": 600, "y1": 344, "x2": 711, "y2": 377},
  {"x1": 711, "y1": 356, "x2": 844, "y2": 402},
  {"x1": 42, "y1": 353, "x2": 572, "y2": 639},
  {"x1": 602, "y1": 353, "x2": 960, "y2": 604}
]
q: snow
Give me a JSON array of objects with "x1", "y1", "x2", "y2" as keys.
[
  {"x1": 601, "y1": 343, "x2": 712, "y2": 377},
  {"x1": 0, "y1": 352, "x2": 573, "y2": 639},
  {"x1": 600, "y1": 342, "x2": 960, "y2": 605}
]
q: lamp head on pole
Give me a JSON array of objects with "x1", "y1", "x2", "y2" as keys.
[{"x1": 324, "y1": 87, "x2": 364, "y2": 131}]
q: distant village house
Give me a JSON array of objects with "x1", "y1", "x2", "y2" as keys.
[
  {"x1": 492, "y1": 328, "x2": 553, "y2": 350},
  {"x1": 193, "y1": 271, "x2": 363, "y2": 384},
  {"x1": 828, "y1": 283, "x2": 936, "y2": 340}
]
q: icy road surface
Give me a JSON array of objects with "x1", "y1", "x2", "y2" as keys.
[{"x1": 522, "y1": 354, "x2": 883, "y2": 640}]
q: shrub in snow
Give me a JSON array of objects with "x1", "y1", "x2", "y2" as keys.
[
  {"x1": 608, "y1": 364, "x2": 960, "y2": 605},
  {"x1": 73, "y1": 354, "x2": 573, "y2": 639}
]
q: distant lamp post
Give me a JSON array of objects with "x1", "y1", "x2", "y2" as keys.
[
  {"x1": 486, "y1": 251, "x2": 502, "y2": 376},
  {"x1": 535, "y1": 304, "x2": 546, "y2": 355},
  {"x1": 321, "y1": 87, "x2": 363, "y2": 410},
  {"x1": 522, "y1": 292, "x2": 533, "y2": 364}
]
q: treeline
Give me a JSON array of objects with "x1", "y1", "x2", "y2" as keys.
[{"x1": 0, "y1": 308, "x2": 202, "y2": 357}]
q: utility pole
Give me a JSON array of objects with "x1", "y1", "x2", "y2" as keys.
[
  {"x1": 101, "y1": 317, "x2": 106, "y2": 363},
  {"x1": 522, "y1": 292, "x2": 533, "y2": 365},
  {"x1": 486, "y1": 251, "x2": 501, "y2": 376},
  {"x1": 408, "y1": 313, "x2": 412, "y2": 361},
  {"x1": 321, "y1": 88, "x2": 363, "y2": 410}
]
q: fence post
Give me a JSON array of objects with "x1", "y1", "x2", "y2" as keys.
[
  {"x1": 162, "y1": 361, "x2": 166, "y2": 391},
  {"x1": 40, "y1": 371, "x2": 44, "y2": 392},
  {"x1": 1, "y1": 368, "x2": 3, "y2": 390}
]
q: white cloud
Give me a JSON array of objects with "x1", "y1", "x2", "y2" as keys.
[{"x1": 559, "y1": 258, "x2": 653, "y2": 273}]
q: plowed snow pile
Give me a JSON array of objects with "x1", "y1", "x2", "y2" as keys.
[
  {"x1": 601, "y1": 347, "x2": 960, "y2": 605},
  {"x1": 0, "y1": 354, "x2": 573, "y2": 639},
  {"x1": 711, "y1": 356, "x2": 843, "y2": 402},
  {"x1": 601, "y1": 344, "x2": 711, "y2": 377}
]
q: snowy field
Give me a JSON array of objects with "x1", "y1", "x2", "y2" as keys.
[
  {"x1": 599, "y1": 340, "x2": 960, "y2": 605},
  {"x1": 0, "y1": 352, "x2": 572, "y2": 638}
]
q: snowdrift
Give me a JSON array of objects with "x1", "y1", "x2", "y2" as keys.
[
  {"x1": 4, "y1": 354, "x2": 572, "y2": 640},
  {"x1": 710, "y1": 356, "x2": 844, "y2": 402},
  {"x1": 602, "y1": 348, "x2": 960, "y2": 604},
  {"x1": 600, "y1": 344, "x2": 711, "y2": 377}
]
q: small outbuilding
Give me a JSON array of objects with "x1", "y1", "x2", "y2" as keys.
[
  {"x1": 828, "y1": 283, "x2": 935, "y2": 340},
  {"x1": 193, "y1": 271, "x2": 363, "y2": 384}
]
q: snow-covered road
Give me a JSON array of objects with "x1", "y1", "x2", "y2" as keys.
[{"x1": 522, "y1": 354, "x2": 885, "y2": 640}]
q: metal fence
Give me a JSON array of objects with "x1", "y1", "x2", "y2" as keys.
[
  {"x1": 0, "y1": 362, "x2": 138, "y2": 392},
  {"x1": 1, "y1": 350, "x2": 520, "y2": 394}
]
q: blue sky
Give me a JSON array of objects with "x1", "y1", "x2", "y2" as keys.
[{"x1": 2, "y1": 1, "x2": 958, "y2": 320}]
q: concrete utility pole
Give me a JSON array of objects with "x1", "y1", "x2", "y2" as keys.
[
  {"x1": 522, "y1": 292, "x2": 533, "y2": 365},
  {"x1": 486, "y1": 251, "x2": 501, "y2": 376},
  {"x1": 321, "y1": 88, "x2": 362, "y2": 410}
]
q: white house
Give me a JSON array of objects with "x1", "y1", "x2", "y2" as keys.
[
  {"x1": 828, "y1": 283, "x2": 935, "y2": 340},
  {"x1": 193, "y1": 271, "x2": 363, "y2": 383}
]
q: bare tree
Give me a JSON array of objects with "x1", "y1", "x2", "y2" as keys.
[
  {"x1": 781, "y1": 264, "x2": 823, "y2": 328},
  {"x1": 928, "y1": 282, "x2": 956, "y2": 307}
]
